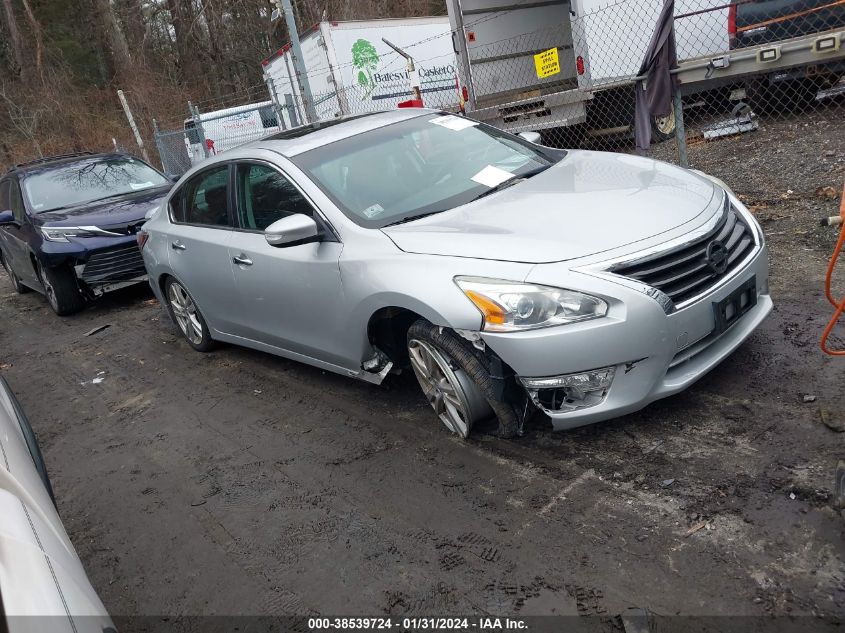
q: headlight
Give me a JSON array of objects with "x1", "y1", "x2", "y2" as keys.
[
  {"x1": 455, "y1": 276, "x2": 608, "y2": 332},
  {"x1": 41, "y1": 227, "x2": 97, "y2": 242},
  {"x1": 40, "y1": 226, "x2": 121, "y2": 242}
]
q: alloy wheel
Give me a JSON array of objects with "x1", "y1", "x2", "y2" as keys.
[
  {"x1": 408, "y1": 338, "x2": 488, "y2": 438},
  {"x1": 168, "y1": 282, "x2": 204, "y2": 345}
]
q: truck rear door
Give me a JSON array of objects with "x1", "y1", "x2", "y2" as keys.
[{"x1": 451, "y1": 0, "x2": 578, "y2": 107}]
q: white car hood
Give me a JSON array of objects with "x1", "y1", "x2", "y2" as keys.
[{"x1": 382, "y1": 150, "x2": 721, "y2": 264}]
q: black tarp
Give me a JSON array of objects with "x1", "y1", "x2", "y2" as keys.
[{"x1": 634, "y1": 0, "x2": 679, "y2": 151}]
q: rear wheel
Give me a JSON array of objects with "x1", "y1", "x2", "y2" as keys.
[
  {"x1": 164, "y1": 277, "x2": 215, "y2": 352},
  {"x1": 38, "y1": 262, "x2": 85, "y2": 316},
  {"x1": 407, "y1": 319, "x2": 519, "y2": 439},
  {"x1": 1, "y1": 251, "x2": 29, "y2": 294}
]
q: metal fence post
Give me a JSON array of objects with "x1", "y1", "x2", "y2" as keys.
[
  {"x1": 279, "y1": 0, "x2": 317, "y2": 123},
  {"x1": 673, "y1": 90, "x2": 689, "y2": 168},
  {"x1": 265, "y1": 76, "x2": 287, "y2": 130},
  {"x1": 189, "y1": 101, "x2": 210, "y2": 159},
  {"x1": 151, "y1": 118, "x2": 167, "y2": 172},
  {"x1": 117, "y1": 89, "x2": 151, "y2": 164}
]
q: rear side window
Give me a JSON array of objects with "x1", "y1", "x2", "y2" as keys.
[
  {"x1": 235, "y1": 163, "x2": 312, "y2": 231},
  {"x1": 171, "y1": 166, "x2": 230, "y2": 227}
]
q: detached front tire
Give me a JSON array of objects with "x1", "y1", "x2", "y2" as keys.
[
  {"x1": 38, "y1": 262, "x2": 85, "y2": 316},
  {"x1": 407, "y1": 319, "x2": 520, "y2": 439}
]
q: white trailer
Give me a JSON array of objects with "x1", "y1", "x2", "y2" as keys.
[
  {"x1": 184, "y1": 101, "x2": 282, "y2": 166},
  {"x1": 261, "y1": 17, "x2": 461, "y2": 127}
]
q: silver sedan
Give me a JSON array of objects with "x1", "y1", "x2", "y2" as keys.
[{"x1": 139, "y1": 109, "x2": 771, "y2": 438}]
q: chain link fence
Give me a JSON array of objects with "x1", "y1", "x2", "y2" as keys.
[
  {"x1": 149, "y1": 3, "x2": 844, "y2": 178},
  {"x1": 450, "y1": 0, "x2": 844, "y2": 163}
]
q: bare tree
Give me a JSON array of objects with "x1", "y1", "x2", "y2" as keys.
[
  {"x1": 19, "y1": 0, "x2": 45, "y2": 84},
  {"x1": 1, "y1": 0, "x2": 26, "y2": 80},
  {"x1": 0, "y1": 83, "x2": 46, "y2": 157}
]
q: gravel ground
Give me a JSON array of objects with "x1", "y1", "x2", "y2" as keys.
[{"x1": 0, "y1": 109, "x2": 844, "y2": 627}]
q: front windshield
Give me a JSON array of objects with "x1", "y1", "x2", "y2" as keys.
[
  {"x1": 292, "y1": 114, "x2": 558, "y2": 228},
  {"x1": 23, "y1": 157, "x2": 169, "y2": 213}
]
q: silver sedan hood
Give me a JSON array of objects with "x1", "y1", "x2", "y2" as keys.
[{"x1": 382, "y1": 150, "x2": 720, "y2": 264}]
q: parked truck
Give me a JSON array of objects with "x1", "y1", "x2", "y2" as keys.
[
  {"x1": 261, "y1": 17, "x2": 461, "y2": 127},
  {"x1": 446, "y1": 0, "x2": 845, "y2": 142}
]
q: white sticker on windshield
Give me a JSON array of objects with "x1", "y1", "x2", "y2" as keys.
[
  {"x1": 471, "y1": 165, "x2": 515, "y2": 188},
  {"x1": 429, "y1": 115, "x2": 479, "y2": 131},
  {"x1": 361, "y1": 203, "x2": 385, "y2": 218},
  {"x1": 129, "y1": 182, "x2": 154, "y2": 190}
]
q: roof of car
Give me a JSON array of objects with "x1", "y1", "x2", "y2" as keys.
[
  {"x1": 4, "y1": 152, "x2": 137, "y2": 177},
  {"x1": 248, "y1": 108, "x2": 433, "y2": 157}
]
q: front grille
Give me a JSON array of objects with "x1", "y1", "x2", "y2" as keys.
[
  {"x1": 81, "y1": 244, "x2": 146, "y2": 283},
  {"x1": 611, "y1": 202, "x2": 756, "y2": 306}
]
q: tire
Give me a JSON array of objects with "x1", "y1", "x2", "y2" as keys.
[
  {"x1": 1, "y1": 251, "x2": 29, "y2": 294},
  {"x1": 407, "y1": 319, "x2": 519, "y2": 439},
  {"x1": 163, "y1": 277, "x2": 215, "y2": 352},
  {"x1": 651, "y1": 109, "x2": 676, "y2": 142},
  {"x1": 37, "y1": 262, "x2": 85, "y2": 316}
]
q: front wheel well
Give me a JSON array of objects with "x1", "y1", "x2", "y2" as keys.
[{"x1": 366, "y1": 307, "x2": 424, "y2": 368}]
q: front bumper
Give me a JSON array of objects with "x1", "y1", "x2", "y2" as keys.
[
  {"x1": 482, "y1": 242, "x2": 771, "y2": 430},
  {"x1": 42, "y1": 235, "x2": 147, "y2": 292}
]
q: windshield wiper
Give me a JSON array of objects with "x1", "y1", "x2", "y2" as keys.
[
  {"x1": 469, "y1": 165, "x2": 551, "y2": 203},
  {"x1": 382, "y1": 211, "x2": 444, "y2": 227}
]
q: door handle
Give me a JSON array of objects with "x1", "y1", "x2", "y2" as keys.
[
  {"x1": 232, "y1": 254, "x2": 253, "y2": 266},
  {"x1": 171, "y1": 241, "x2": 186, "y2": 250}
]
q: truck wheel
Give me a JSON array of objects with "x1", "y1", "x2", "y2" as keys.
[
  {"x1": 164, "y1": 277, "x2": 215, "y2": 352},
  {"x1": 1, "y1": 251, "x2": 29, "y2": 294},
  {"x1": 651, "y1": 110, "x2": 676, "y2": 142},
  {"x1": 407, "y1": 319, "x2": 519, "y2": 439},
  {"x1": 37, "y1": 262, "x2": 85, "y2": 316}
]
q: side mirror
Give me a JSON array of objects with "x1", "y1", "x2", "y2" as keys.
[
  {"x1": 518, "y1": 131, "x2": 542, "y2": 144},
  {"x1": 265, "y1": 214, "x2": 320, "y2": 247},
  {"x1": 0, "y1": 210, "x2": 15, "y2": 225}
]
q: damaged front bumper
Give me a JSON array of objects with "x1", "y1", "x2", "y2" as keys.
[{"x1": 481, "y1": 244, "x2": 771, "y2": 431}]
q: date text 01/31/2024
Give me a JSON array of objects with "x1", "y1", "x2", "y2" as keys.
[{"x1": 307, "y1": 617, "x2": 529, "y2": 630}]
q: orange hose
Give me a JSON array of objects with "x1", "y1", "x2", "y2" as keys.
[{"x1": 821, "y1": 183, "x2": 845, "y2": 355}]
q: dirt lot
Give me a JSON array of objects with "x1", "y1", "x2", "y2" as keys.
[{"x1": 1, "y1": 110, "x2": 844, "y2": 627}]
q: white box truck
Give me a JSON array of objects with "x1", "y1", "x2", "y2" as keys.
[
  {"x1": 261, "y1": 17, "x2": 461, "y2": 127},
  {"x1": 446, "y1": 0, "x2": 729, "y2": 140}
]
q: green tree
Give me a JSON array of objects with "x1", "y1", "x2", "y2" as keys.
[{"x1": 351, "y1": 38, "x2": 379, "y2": 98}]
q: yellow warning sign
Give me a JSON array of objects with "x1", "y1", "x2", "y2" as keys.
[{"x1": 534, "y1": 47, "x2": 560, "y2": 79}]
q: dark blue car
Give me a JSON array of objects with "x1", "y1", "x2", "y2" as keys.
[{"x1": 0, "y1": 152, "x2": 173, "y2": 315}]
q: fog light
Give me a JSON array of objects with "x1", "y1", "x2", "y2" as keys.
[{"x1": 519, "y1": 367, "x2": 615, "y2": 413}]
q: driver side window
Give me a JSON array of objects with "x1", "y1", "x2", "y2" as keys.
[
  {"x1": 235, "y1": 163, "x2": 313, "y2": 231},
  {"x1": 9, "y1": 181, "x2": 25, "y2": 222},
  {"x1": 0, "y1": 181, "x2": 10, "y2": 213}
]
